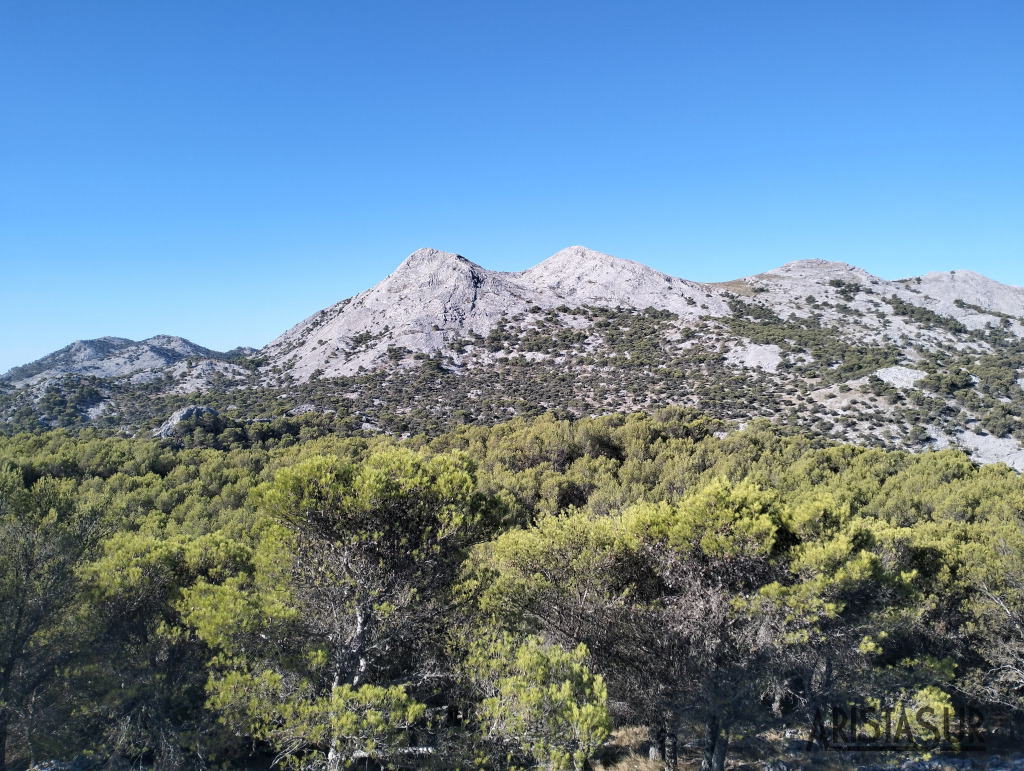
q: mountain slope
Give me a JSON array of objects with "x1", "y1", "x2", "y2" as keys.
[
  {"x1": 0, "y1": 337, "x2": 255, "y2": 432},
  {"x1": 911, "y1": 269, "x2": 1024, "y2": 322},
  {"x1": 516, "y1": 245, "x2": 726, "y2": 315},
  {"x1": 4, "y1": 245, "x2": 1024, "y2": 471},
  {"x1": 261, "y1": 245, "x2": 733, "y2": 380},
  {"x1": 262, "y1": 248, "x2": 539, "y2": 379},
  {"x1": 260, "y1": 248, "x2": 1024, "y2": 384}
]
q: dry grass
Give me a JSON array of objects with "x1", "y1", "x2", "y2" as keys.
[
  {"x1": 591, "y1": 725, "x2": 661, "y2": 771},
  {"x1": 609, "y1": 725, "x2": 650, "y2": 751},
  {"x1": 592, "y1": 726, "x2": 704, "y2": 771},
  {"x1": 592, "y1": 755, "x2": 665, "y2": 771},
  {"x1": 708, "y1": 279, "x2": 757, "y2": 296}
]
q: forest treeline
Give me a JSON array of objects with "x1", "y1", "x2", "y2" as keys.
[{"x1": 1, "y1": 408, "x2": 1023, "y2": 770}]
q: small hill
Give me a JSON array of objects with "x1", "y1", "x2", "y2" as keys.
[{"x1": 1, "y1": 335, "x2": 235, "y2": 385}]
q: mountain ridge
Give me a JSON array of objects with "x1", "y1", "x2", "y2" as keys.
[
  {"x1": 5, "y1": 245, "x2": 1024, "y2": 471},
  {"x1": 262, "y1": 245, "x2": 734, "y2": 380},
  {"x1": 1, "y1": 335, "x2": 254, "y2": 383},
  {"x1": 10, "y1": 247, "x2": 1024, "y2": 385}
]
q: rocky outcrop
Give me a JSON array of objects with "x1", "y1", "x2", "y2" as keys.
[
  {"x1": 152, "y1": 405, "x2": 218, "y2": 438},
  {"x1": 516, "y1": 245, "x2": 728, "y2": 317},
  {"x1": 262, "y1": 248, "x2": 542, "y2": 380}
]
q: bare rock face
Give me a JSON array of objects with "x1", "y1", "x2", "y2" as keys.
[
  {"x1": 912, "y1": 269, "x2": 1024, "y2": 329},
  {"x1": 261, "y1": 245, "x2": 734, "y2": 380},
  {"x1": 516, "y1": 245, "x2": 727, "y2": 317},
  {"x1": 152, "y1": 405, "x2": 218, "y2": 438},
  {"x1": 261, "y1": 248, "x2": 540, "y2": 380},
  {"x1": 257, "y1": 246, "x2": 1024, "y2": 384}
]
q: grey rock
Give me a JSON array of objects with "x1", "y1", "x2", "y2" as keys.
[
  {"x1": 261, "y1": 245, "x2": 1024, "y2": 389},
  {"x1": 261, "y1": 245, "x2": 728, "y2": 381},
  {"x1": 2, "y1": 335, "x2": 251, "y2": 393},
  {"x1": 152, "y1": 405, "x2": 218, "y2": 438},
  {"x1": 30, "y1": 757, "x2": 99, "y2": 771}
]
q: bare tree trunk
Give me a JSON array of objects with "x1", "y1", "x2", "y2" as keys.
[
  {"x1": 325, "y1": 668, "x2": 343, "y2": 771},
  {"x1": 0, "y1": 666, "x2": 11, "y2": 771},
  {"x1": 648, "y1": 730, "x2": 662, "y2": 762},
  {"x1": 0, "y1": 714, "x2": 8, "y2": 771},
  {"x1": 664, "y1": 726, "x2": 677, "y2": 771},
  {"x1": 653, "y1": 724, "x2": 666, "y2": 764},
  {"x1": 700, "y1": 714, "x2": 718, "y2": 771},
  {"x1": 350, "y1": 606, "x2": 370, "y2": 686},
  {"x1": 26, "y1": 691, "x2": 36, "y2": 770},
  {"x1": 772, "y1": 681, "x2": 786, "y2": 717},
  {"x1": 651, "y1": 715, "x2": 677, "y2": 770},
  {"x1": 327, "y1": 606, "x2": 371, "y2": 771},
  {"x1": 711, "y1": 728, "x2": 728, "y2": 771}
]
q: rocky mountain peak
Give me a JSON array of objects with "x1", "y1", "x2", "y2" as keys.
[
  {"x1": 520, "y1": 245, "x2": 639, "y2": 281},
  {"x1": 763, "y1": 259, "x2": 875, "y2": 284},
  {"x1": 143, "y1": 334, "x2": 202, "y2": 351},
  {"x1": 518, "y1": 245, "x2": 723, "y2": 315},
  {"x1": 392, "y1": 248, "x2": 477, "y2": 275},
  {"x1": 376, "y1": 248, "x2": 490, "y2": 297}
]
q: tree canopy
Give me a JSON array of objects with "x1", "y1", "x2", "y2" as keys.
[{"x1": 0, "y1": 411, "x2": 1022, "y2": 769}]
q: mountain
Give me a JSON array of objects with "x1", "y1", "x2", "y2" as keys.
[
  {"x1": 0, "y1": 336, "x2": 256, "y2": 430},
  {"x1": 263, "y1": 248, "x2": 535, "y2": 380},
  {"x1": 912, "y1": 269, "x2": 1024, "y2": 320},
  {"x1": 260, "y1": 250, "x2": 1024, "y2": 384},
  {"x1": 261, "y1": 246, "x2": 729, "y2": 379},
  {"x1": 4, "y1": 246, "x2": 1024, "y2": 470},
  {"x1": 2, "y1": 335, "x2": 253, "y2": 389}
]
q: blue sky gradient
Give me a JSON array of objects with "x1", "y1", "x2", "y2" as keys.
[{"x1": 1, "y1": 1, "x2": 1022, "y2": 372}]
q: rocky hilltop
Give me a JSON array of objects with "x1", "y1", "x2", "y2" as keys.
[
  {"x1": 262, "y1": 246, "x2": 729, "y2": 379},
  {"x1": 3, "y1": 335, "x2": 252, "y2": 387},
  {"x1": 4, "y1": 246, "x2": 1024, "y2": 470}
]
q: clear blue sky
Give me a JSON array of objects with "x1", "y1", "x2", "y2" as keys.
[{"x1": 2, "y1": 1, "x2": 1022, "y2": 373}]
